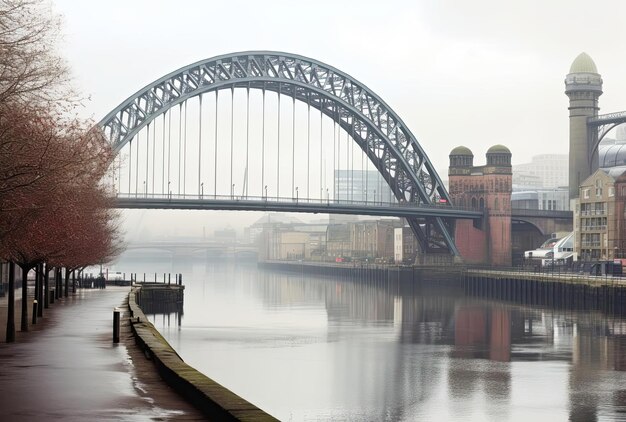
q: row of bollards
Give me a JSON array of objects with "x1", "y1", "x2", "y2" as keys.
[{"x1": 30, "y1": 290, "x2": 55, "y2": 325}]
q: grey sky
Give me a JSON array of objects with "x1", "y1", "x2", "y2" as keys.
[{"x1": 52, "y1": 0, "x2": 626, "y2": 240}]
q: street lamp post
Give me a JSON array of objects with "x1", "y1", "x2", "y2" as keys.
[
  {"x1": 264, "y1": 185, "x2": 268, "y2": 200},
  {"x1": 232, "y1": 184, "x2": 235, "y2": 199},
  {"x1": 168, "y1": 181, "x2": 171, "y2": 200},
  {"x1": 296, "y1": 186, "x2": 299, "y2": 203},
  {"x1": 201, "y1": 182, "x2": 204, "y2": 199}
]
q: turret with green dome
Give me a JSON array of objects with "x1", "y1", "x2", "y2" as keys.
[
  {"x1": 565, "y1": 52, "x2": 603, "y2": 200},
  {"x1": 449, "y1": 146, "x2": 474, "y2": 175},
  {"x1": 486, "y1": 144, "x2": 511, "y2": 166}
]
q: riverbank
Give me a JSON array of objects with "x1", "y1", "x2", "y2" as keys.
[
  {"x1": 127, "y1": 285, "x2": 278, "y2": 421},
  {"x1": 259, "y1": 260, "x2": 626, "y2": 314},
  {"x1": 0, "y1": 287, "x2": 205, "y2": 420},
  {"x1": 464, "y1": 268, "x2": 626, "y2": 314},
  {"x1": 258, "y1": 259, "x2": 462, "y2": 285}
]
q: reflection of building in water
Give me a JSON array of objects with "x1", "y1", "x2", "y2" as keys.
[
  {"x1": 324, "y1": 279, "x2": 396, "y2": 323},
  {"x1": 247, "y1": 266, "x2": 626, "y2": 421},
  {"x1": 396, "y1": 292, "x2": 457, "y2": 345},
  {"x1": 453, "y1": 306, "x2": 512, "y2": 362}
]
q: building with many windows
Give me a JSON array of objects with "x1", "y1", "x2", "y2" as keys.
[
  {"x1": 512, "y1": 154, "x2": 570, "y2": 211},
  {"x1": 511, "y1": 188, "x2": 569, "y2": 211},
  {"x1": 513, "y1": 154, "x2": 568, "y2": 189},
  {"x1": 394, "y1": 226, "x2": 419, "y2": 264},
  {"x1": 334, "y1": 170, "x2": 394, "y2": 203},
  {"x1": 575, "y1": 169, "x2": 618, "y2": 260}
]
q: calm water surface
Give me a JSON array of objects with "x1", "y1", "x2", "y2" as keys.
[{"x1": 123, "y1": 260, "x2": 626, "y2": 421}]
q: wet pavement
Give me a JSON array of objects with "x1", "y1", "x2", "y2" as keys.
[{"x1": 0, "y1": 286, "x2": 205, "y2": 421}]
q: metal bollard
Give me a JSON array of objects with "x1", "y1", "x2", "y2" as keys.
[
  {"x1": 113, "y1": 308, "x2": 120, "y2": 343},
  {"x1": 32, "y1": 300, "x2": 38, "y2": 325}
]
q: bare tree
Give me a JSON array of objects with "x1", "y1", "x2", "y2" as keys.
[
  {"x1": 0, "y1": 0, "x2": 73, "y2": 108},
  {"x1": 0, "y1": 1, "x2": 124, "y2": 340}
]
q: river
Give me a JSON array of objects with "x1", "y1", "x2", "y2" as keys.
[{"x1": 119, "y1": 259, "x2": 626, "y2": 421}]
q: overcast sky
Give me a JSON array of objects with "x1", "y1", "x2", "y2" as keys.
[{"x1": 52, "y1": 0, "x2": 626, "y2": 240}]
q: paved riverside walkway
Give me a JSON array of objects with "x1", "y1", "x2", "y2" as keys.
[{"x1": 0, "y1": 286, "x2": 205, "y2": 421}]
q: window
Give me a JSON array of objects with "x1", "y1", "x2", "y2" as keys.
[
  {"x1": 583, "y1": 188, "x2": 590, "y2": 199},
  {"x1": 609, "y1": 187, "x2": 615, "y2": 197}
]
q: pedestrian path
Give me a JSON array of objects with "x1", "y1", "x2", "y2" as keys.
[{"x1": 0, "y1": 286, "x2": 204, "y2": 421}]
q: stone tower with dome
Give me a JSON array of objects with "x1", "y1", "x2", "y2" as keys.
[
  {"x1": 565, "y1": 52, "x2": 603, "y2": 200},
  {"x1": 448, "y1": 145, "x2": 512, "y2": 266}
]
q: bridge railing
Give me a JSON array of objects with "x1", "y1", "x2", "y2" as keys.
[{"x1": 114, "y1": 192, "x2": 479, "y2": 212}]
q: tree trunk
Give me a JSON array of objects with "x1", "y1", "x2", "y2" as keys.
[
  {"x1": 33, "y1": 265, "x2": 39, "y2": 316},
  {"x1": 20, "y1": 263, "x2": 30, "y2": 332},
  {"x1": 56, "y1": 267, "x2": 61, "y2": 299},
  {"x1": 44, "y1": 263, "x2": 49, "y2": 309},
  {"x1": 37, "y1": 263, "x2": 43, "y2": 317},
  {"x1": 6, "y1": 262, "x2": 15, "y2": 342},
  {"x1": 64, "y1": 267, "x2": 69, "y2": 298}
]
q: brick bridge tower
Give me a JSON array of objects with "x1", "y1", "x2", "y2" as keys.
[{"x1": 448, "y1": 145, "x2": 512, "y2": 266}]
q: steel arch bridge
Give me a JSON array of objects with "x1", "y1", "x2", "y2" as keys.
[{"x1": 100, "y1": 51, "x2": 477, "y2": 256}]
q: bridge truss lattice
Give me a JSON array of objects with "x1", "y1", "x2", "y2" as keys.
[{"x1": 99, "y1": 51, "x2": 461, "y2": 255}]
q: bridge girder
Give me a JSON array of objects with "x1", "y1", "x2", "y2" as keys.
[
  {"x1": 99, "y1": 51, "x2": 459, "y2": 255},
  {"x1": 588, "y1": 111, "x2": 626, "y2": 168}
]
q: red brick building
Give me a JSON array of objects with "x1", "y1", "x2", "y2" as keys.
[{"x1": 448, "y1": 145, "x2": 512, "y2": 266}]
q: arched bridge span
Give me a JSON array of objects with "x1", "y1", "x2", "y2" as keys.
[{"x1": 100, "y1": 51, "x2": 463, "y2": 255}]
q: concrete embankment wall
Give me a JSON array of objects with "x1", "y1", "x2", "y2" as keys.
[
  {"x1": 463, "y1": 270, "x2": 626, "y2": 314},
  {"x1": 127, "y1": 287, "x2": 278, "y2": 421}
]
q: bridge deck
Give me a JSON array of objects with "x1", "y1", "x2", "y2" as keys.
[{"x1": 114, "y1": 195, "x2": 483, "y2": 219}]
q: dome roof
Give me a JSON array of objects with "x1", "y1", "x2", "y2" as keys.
[
  {"x1": 487, "y1": 144, "x2": 511, "y2": 154},
  {"x1": 450, "y1": 145, "x2": 473, "y2": 156},
  {"x1": 569, "y1": 52, "x2": 598, "y2": 74}
]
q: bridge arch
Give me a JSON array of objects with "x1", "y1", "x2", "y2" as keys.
[{"x1": 100, "y1": 51, "x2": 458, "y2": 255}]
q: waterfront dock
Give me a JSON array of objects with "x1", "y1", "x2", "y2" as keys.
[
  {"x1": 259, "y1": 259, "x2": 626, "y2": 313},
  {"x1": 127, "y1": 284, "x2": 278, "y2": 421},
  {"x1": 0, "y1": 287, "x2": 205, "y2": 420},
  {"x1": 463, "y1": 268, "x2": 626, "y2": 313}
]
